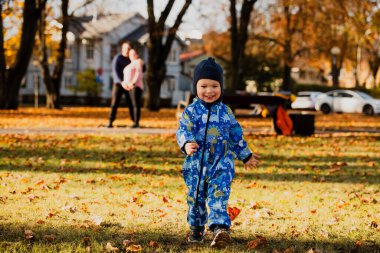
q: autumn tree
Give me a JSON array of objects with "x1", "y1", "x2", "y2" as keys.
[
  {"x1": 37, "y1": 0, "x2": 95, "y2": 109},
  {"x1": 37, "y1": 0, "x2": 69, "y2": 109},
  {"x1": 146, "y1": 0, "x2": 191, "y2": 111},
  {"x1": 229, "y1": 0, "x2": 257, "y2": 91},
  {"x1": 334, "y1": 0, "x2": 380, "y2": 88},
  {"x1": 253, "y1": 0, "x2": 318, "y2": 91},
  {"x1": 0, "y1": 0, "x2": 47, "y2": 109}
]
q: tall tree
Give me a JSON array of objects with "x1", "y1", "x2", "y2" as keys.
[
  {"x1": 146, "y1": 0, "x2": 192, "y2": 111},
  {"x1": 335, "y1": 0, "x2": 380, "y2": 88},
  {"x1": 253, "y1": 0, "x2": 316, "y2": 91},
  {"x1": 0, "y1": 0, "x2": 47, "y2": 109},
  {"x1": 37, "y1": 0, "x2": 69, "y2": 109},
  {"x1": 229, "y1": 0, "x2": 257, "y2": 91}
]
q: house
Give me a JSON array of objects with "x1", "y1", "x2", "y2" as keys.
[{"x1": 21, "y1": 12, "x2": 186, "y2": 106}]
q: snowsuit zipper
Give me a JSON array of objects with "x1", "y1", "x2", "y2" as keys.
[{"x1": 194, "y1": 104, "x2": 211, "y2": 207}]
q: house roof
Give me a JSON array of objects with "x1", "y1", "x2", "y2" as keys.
[
  {"x1": 179, "y1": 50, "x2": 204, "y2": 62},
  {"x1": 71, "y1": 12, "x2": 186, "y2": 46},
  {"x1": 122, "y1": 25, "x2": 149, "y2": 44},
  {"x1": 79, "y1": 13, "x2": 144, "y2": 38}
]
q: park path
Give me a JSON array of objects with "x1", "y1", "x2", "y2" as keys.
[{"x1": 0, "y1": 127, "x2": 379, "y2": 135}]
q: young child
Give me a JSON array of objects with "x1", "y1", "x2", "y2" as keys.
[{"x1": 176, "y1": 57, "x2": 259, "y2": 248}]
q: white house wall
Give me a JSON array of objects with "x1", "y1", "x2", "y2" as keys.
[{"x1": 21, "y1": 13, "x2": 187, "y2": 107}]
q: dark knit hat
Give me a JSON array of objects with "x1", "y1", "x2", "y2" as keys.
[{"x1": 193, "y1": 57, "x2": 223, "y2": 95}]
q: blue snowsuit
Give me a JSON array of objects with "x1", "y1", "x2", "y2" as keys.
[{"x1": 176, "y1": 97, "x2": 252, "y2": 228}]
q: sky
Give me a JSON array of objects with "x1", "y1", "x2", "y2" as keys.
[{"x1": 70, "y1": 0, "x2": 231, "y2": 39}]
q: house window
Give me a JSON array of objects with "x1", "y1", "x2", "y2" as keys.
[
  {"x1": 86, "y1": 41, "x2": 94, "y2": 60},
  {"x1": 64, "y1": 75, "x2": 72, "y2": 88},
  {"x1": 110, "y1": 44, "x2": 118, "y2": 61},
  {"x1": 161, "y1": 76, "x2": 176, "y2": 98},
  {"x1": 167, "y1": 47, "x2": 177, "y2": 63}
]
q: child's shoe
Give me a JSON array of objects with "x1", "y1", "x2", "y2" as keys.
[
  {"x1": 187, "y1": 226, "x2": 205, "y2": 243},
  {"x1": 210, "y1": 226, "x2": 231, "y2": 248}
]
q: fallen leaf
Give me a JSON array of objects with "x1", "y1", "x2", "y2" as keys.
[
  {"x1": 43, "y1": 234, "x2": 56, "y2": 242},
  {"x1": 36, "y1": 220, "x2": 45, "y2": 224},
  {"x1": 162, "y1": 196, "x2": 169, "y2": 203},
  {"x1": 283, "y1": 247, "x2": 295, "y2": 253},
  {"x1": 27, "y1": 194, "x2": 38, "y2": 202},
  {"x1": 305, "y1": 248, "x2": 323, "y2": 253},
  {"x1": 126, "y1": 244, "x2": 142, "y2": 252},
  {"x1": 370, "y1": 221, "x2": 378, "y2": 228},
  {"x1": 123, "y1": 239, "x2": 133, "y2": 248},
  {"x1": 246, "y1": 182, "x2": 258, "y2": 188},
  {"x1": 149, "y1": 240, "x2": 158, "y2": 248},
  {"x1": 105, "y1": 242, "x2": 120, "y2": 252},
  {"x1": 24, "y1": 230, "x2": 34, "y2": 240},
  {"x1": 227, "y1": 206, "x2": 241, "y2": 221},
  {"x1": 83, "y1": 236, "x2": 91, "y2": 246},
  {"x1": 35, "y1": 179, "x2": 45, "y2": 185},
  {"x1": 247, "y1": 236, "x2": 267, "y2": 249},
  {"x1": 61, "y1": 205, "x2": 77, "y2": 213}
]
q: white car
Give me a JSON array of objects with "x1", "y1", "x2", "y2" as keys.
[
  {"x1": 315, "y1": 90, "x2": 380, "y2": 115},
  {"x1": 291, "y1": 91, "x2": 322, "y2": 110}
]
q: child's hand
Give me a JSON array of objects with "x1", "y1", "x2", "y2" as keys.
[
  {"x1": 244, "y1": 153, "x2": 260, "y2": 170},
  {"x1": 185, "y1": 142, "x2": 199, "y2": 156}
]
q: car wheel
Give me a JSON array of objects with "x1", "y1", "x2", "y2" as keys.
[
  {"x1": 363, "y1": 104, "x2": 374, "y2": 115},
  {"x1": 320, "y1": 103, "x2": 331, "y2": 114}
]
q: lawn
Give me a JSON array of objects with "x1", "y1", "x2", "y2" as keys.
[
  {"x1": 1, "y1": 107, "x2": 380, "y2": 131},
  {"x1": 0, "y1": 129, "x2": 379, "y2": 252}
]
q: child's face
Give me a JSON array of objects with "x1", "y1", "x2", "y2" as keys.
[{"x1": 196, "y1": 79, "x2": 221, "y2": 103}]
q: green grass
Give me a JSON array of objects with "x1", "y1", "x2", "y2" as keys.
[{"x1": 0, "y1": 133, "x2": 379, "y2": 252}]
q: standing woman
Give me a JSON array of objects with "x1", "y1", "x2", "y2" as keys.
[{"x1": 121, "y1": 49, "x2": 144, "y2": 128}]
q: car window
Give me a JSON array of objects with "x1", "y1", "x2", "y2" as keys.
[
  {"x1": 336, "y1": 92, "x2": 353, "y2": 98},
  {"x1": 357, "y1": 91, "x2": 373, "y2": 100}
]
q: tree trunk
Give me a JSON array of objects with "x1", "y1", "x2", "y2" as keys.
[
  {"x1": 369, "y1": 56, "x2": 380, "y2": 89},
  {"x1": 229, "y1": 0, "x2": 256, "y2": 92},
  {"x1": 282, "y1": 37, "x2": 293, "y2": 91},
  {"x1": 0, "y1": 0, "x2": 46, "y2": 109},
  {"x1": 0, "y1": 3, "x2": 7, "y2": 108},
  {"x1": 145, "y1": 0, "x2": 191, "y2": 111},
  {"x1": 39, "y1": 9, "x2": 58, "y2": 109},
  {"x1": 283, "y1": 63, "x2": 292, "y2": 91},
  {"x1": 49, "y1": 0, "x2": 69, "y2": 109},
  {"x1": 229, "y1": 0, "x2": 238, "y2": 91},
  {"x1": 145, "y1": 44, "x2": 166, "y2": 111}
]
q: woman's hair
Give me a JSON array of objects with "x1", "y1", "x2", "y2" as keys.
[{"x1": 129, "y1": 49, "x2": 138, "y2": 60}]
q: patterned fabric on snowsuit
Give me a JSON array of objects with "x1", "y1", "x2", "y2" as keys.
[{"x1": 176, "y1": 98, "x2": 252, "y2": 228}]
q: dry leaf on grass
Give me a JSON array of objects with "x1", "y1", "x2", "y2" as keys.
[
  {"x1": 83, "y1": 236, "x2": 90, "y2": 246},
  {"x1": 227, "y1": 206, "x2": 241, "y2": 221},
  {"x1": 149, "y1": 240, "x2": 158, "y2": 248},
  {"x1": 305, "y1": 248, "x2": 323, "y2": 253},
  {"x1": 247, "y1": 236, "x2": 267, "y2": 249},
  {"x1": 105, "y1": 242, "x2": 120, "y2": 252},
  {"x1": 24, "y1": 230, "x2": 34, "y2": 240},
  {"x1": 126, "y1": 244, "x2": 142, "y2": 252},
  {"x1": 43, "y1": 234, "x2": 56, "y2": 242}
]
